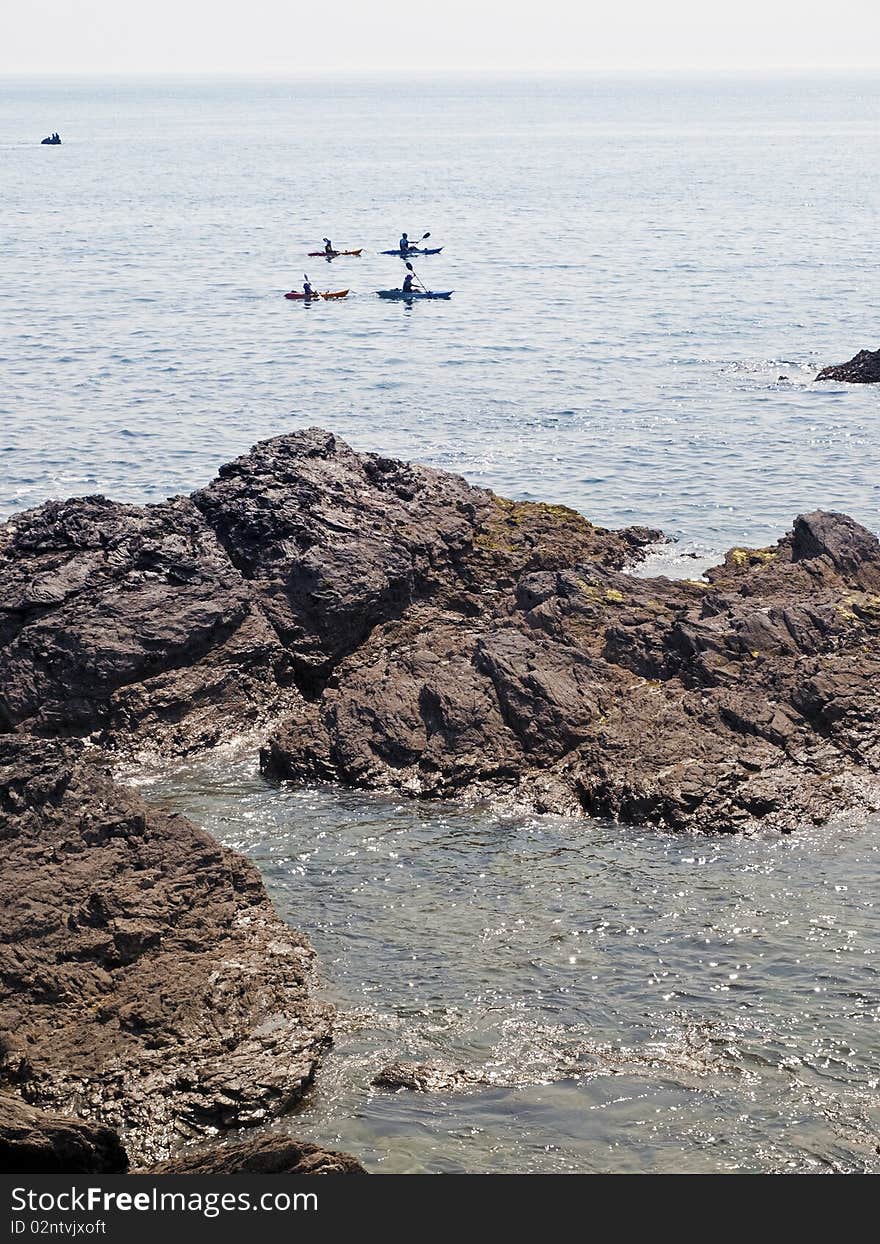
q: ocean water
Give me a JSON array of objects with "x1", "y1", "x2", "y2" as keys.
[
  {"x1": 2, "y1": 76, "x2": 880, "y2": 552},
  {"x1": 5, "y1": 77, "x2": 880, "y2": 1173}
]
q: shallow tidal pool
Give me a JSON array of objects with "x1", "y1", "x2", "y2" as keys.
[{"x1": 140, "y1": 753, "x2": 880, "y2": 1174}]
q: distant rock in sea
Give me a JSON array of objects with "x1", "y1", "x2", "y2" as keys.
[{"x1": 815, "y1": 347, "x2": 880, "y2": 383}]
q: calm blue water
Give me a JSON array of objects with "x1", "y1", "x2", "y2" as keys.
[
  {"x1": 2, "y1": 76, "x2": 880, "y2": 553},
  {"x1": 6, "y1": 78, "x2": 880, "y2": 1173}
]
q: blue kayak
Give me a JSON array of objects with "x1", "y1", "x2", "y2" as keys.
[
  {"x1": 376, "y1": 289, "x2": 453, "y2": 300},
  {"x1": 378, "y1": 246, "x2": 444, "y2": 256}
]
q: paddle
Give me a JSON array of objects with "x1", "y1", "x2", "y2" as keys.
[{"x1": 405, "y1": 261, "x2": 429, "y2": 295}]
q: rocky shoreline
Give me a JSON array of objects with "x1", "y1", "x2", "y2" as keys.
[
  {"x1": 0, "y1": 738, "x2": 360, "y2": 1172},
  {"x1": 3, "y1": 427, "x2": 880, "y2": 1170}
]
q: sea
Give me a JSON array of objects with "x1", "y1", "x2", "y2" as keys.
[{"x1": 2, "y1": 75, "x2": 880, "y2": 1172}]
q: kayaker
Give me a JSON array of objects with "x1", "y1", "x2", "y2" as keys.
[
  {"x1": 323, "y1": 238, "x2": 335, "y2": 257},
  {"x1": 402, "y1": 270, "x2": 415, "y2": 295},
  {"x1": 399, "y1": 232, "x2": 410, "y2": 255},
  {"x1": 303, "y1": 274, "x2": 315, "y2": 298}
]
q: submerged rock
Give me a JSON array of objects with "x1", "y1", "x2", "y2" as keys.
[
  {"x1": 815, "y1": 347, "x2": 880, "y2": 384},
  {"x1": 372, "y1": 1062, "x2": 475, "y2": 1093},
  {"x1": 0, "y1": 736, "x2": 332, "y2": 1166}
]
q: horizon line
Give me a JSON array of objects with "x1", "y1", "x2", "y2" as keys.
[{"x1": 4, "y1": 66, "x2": 880, "y2": 80}]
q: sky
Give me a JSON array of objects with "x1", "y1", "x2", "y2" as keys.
[{"x1": 4, "y1": 0, "x2": 880, "y2": 76}]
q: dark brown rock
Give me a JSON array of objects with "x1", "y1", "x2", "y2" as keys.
[
  {"x1": 0, "y1": 736, "x2": 332, "y2": 1166},
  {"x1": 0, "y1": 1091, "x2": 128, "y2": 1173},
  {"x1": 146, "y1": 1133, "x2": 366, "y2": 1174},
  {"x1": 816, "y1": 347, "x2": 880, "y2": 384},
  {"x1": 3, "y1": 428, "x2": 879, "y2": 841},
  {"x1": 0, "y1": 495, "x2": 294, "y2": 753},
  {"x1": 3, "y1": 430, "x2": 880, "y2": 1170},
  {"x1": 263, "y1": 499, "x2": 880, "y2": 833},
  {"x1": 191, "y1": 428, "x2": 658, "y2": 691}
]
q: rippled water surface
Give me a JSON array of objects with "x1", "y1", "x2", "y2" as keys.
[
  {"x1": 2, "y1": 76, "x2": 880, "y2": 551},
  {"x1": 142, "y1": 755, "x2": 880, "y2": 1174},
  {"x1": 6, "y1": 77, "x2": 880, "y2": 1173}
]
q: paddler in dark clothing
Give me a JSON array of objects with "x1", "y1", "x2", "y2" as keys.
[
  {"x1": 399, "y1": 232, "x2": 411, "y2": 255},
  {"x1": 323, "y1": 238, "x2": 335, "y2": 257},
  {"x1": 402, "y1": 270, "x2": 415, "y2": 295},
  {"x1": 303, "y1": 274, "x2": 315, "y2": 298}
]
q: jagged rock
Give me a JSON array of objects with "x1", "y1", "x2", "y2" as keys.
[
  {"x1": 146, "y1": 1134, "x2": 366, "y2": 1174},
  {"x1": 0, "y1": 495, "x2": 294, "y2": 753},
  {"x1": 262, "y1": 491, "x2": 880, "y2": 832},
  {"x1": 192, "y1": 429, "x2": 658, "y2": 691},
  {"x1": 0, "y1": 736, "x2": 332, "y2": 1166},
  {"x1": 3, "y1": 429, "x2": 880, "y2": 1170},
  {"x1": 816, "y1": 348, "x2": 880, "y2": 384},
  {"x1": 2, "y1": 430, "x2": 880, "y2": 839},
  {"x1": 0, "y1": 1091, "x2": 127, "y2": 1173}
]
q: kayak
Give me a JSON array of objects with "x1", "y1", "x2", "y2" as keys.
[
  {"x1": 307, "y1": 248, "x2": 363, "y2": 257},
  {"x1": 285, "y1": 289, "x2": 349, "y2": 300},
  {"x1": 376, "y1": 289, "x2": 453, "y2": 300},
  {"x1": 379, "y1": 247, "x2": 444, "y2": 256}
]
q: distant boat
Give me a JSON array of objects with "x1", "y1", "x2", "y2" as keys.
[
  {"x1": 376, "y1": 289, "x2": 453, "y2": 300},
  {"x1": 378, "y1": 246, "x2": 443, "y2": 256},
  {"x1": 284, "y1": 289, "x2": 350, "y2": 300},
  {"x1": 41, "y1": 134, "x2": 61, "y2": 145}
]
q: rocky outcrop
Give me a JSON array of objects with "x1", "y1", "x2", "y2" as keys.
[
  {"x1": 191, "y1": 430, "x2": 658, "y2": 691},
  {"x1": 0, "y1": 431, "x2": 653, "y2": 750},
  {"x1": 0, "y1": 1091, "x2": 364, "y2": 1175},
  {"x1": 0, "y1": 1091, "x2": 127, "y2": 1173},
  {"x1": 262, "y1": 502, "x2": 880, "y2": 833},
  {"x1": 147, "y1": 1134, "x2": 366, "y2": 1174},
  {"x1": 0, "y1": 737, "x2": 331, "y2": 1166},
  {"x1": 816, "y1": 347, "x2": 880, "y2": 383},
  {"x1": 2, "y1": 429, "x2": 880, "y2": 834},
  {"x1": 0, "y1": 496, "x2": 294, "y2": 753}
]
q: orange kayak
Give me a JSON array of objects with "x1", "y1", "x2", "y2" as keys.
[
  {"x1": 307, "y1": 248, "x2": 363, "y2": 258},
  {"x1": 284, "y1": 289, "x2": 349, "y2": 300}
]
